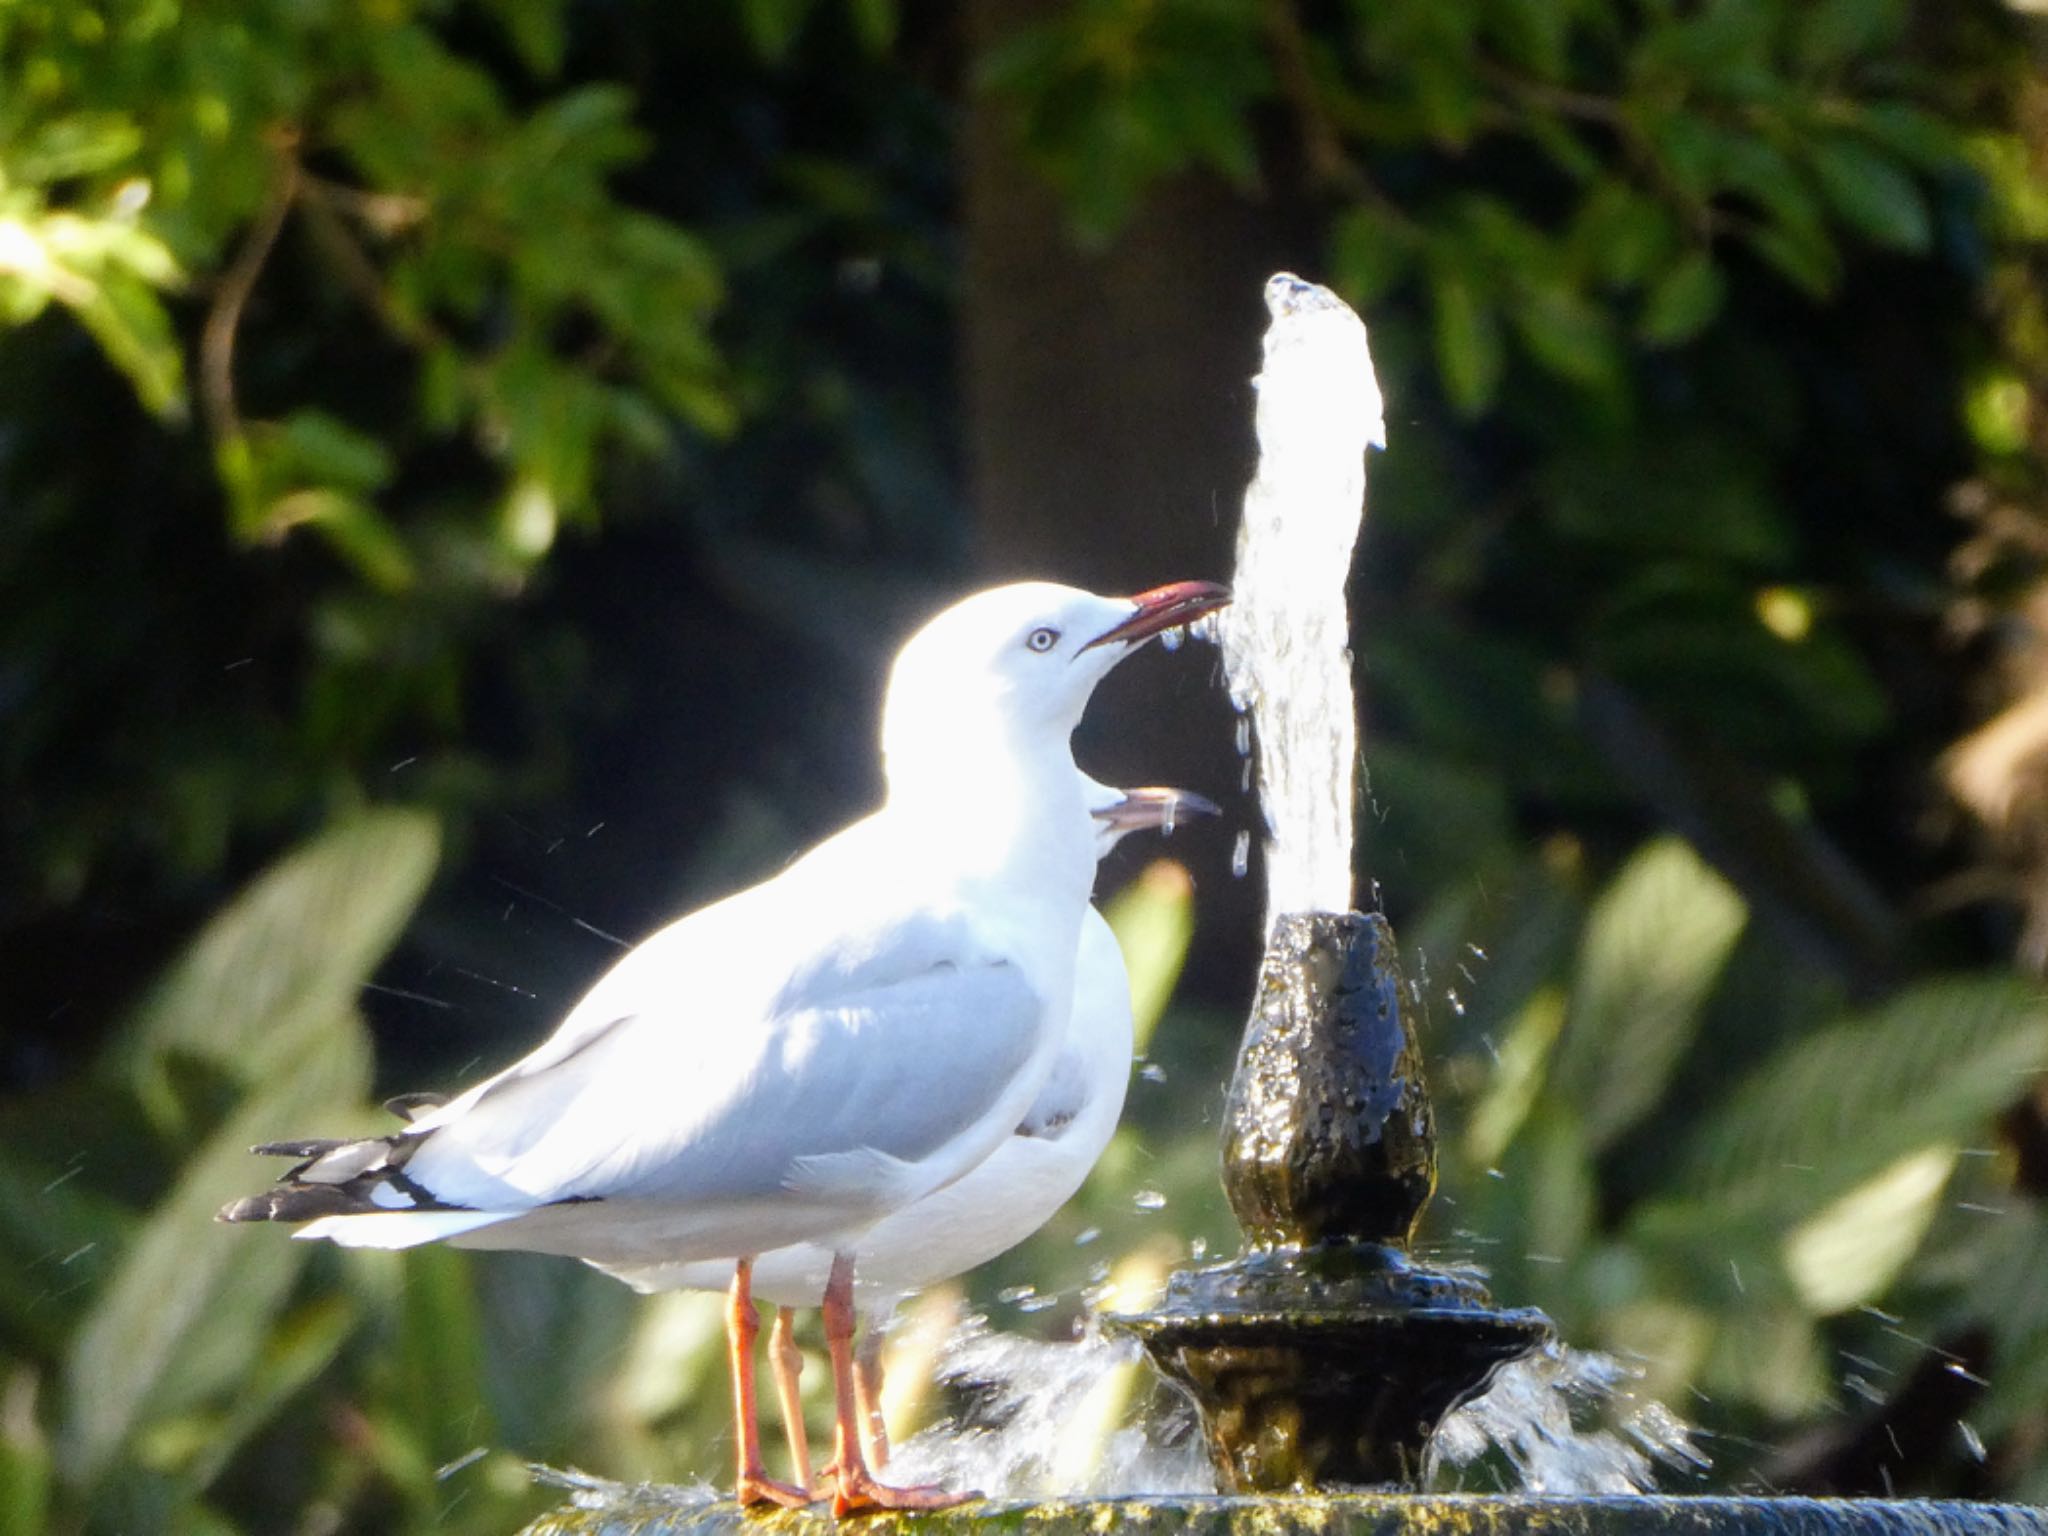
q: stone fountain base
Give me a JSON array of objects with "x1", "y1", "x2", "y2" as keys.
[{"x1": 520, "y1": 1492, "x2": 2048, "y2": 1536}]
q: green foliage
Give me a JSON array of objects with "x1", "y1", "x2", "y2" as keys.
[
  {"x1": 0, "y1": 813, "x2": 434, "y2": 1530},
  {"x1": 989, "y1": 0, "x2": 1964, "y2": 413},
  {"x1": 1430, "y1": 845, "x2": 2048, "y2": 1470}
]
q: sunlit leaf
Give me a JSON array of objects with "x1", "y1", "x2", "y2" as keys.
[
  {"x1": 0, "y1": 1365, "x2": 51, "y2": 1536},
  {"x1": 1551, "y1": 838, "x2": 1746, "y2": 1150},
  {"x1": 1782, "y1": 1143, "x2": 1954, "y2": 1315},
  {"x1": 1102, "y1": 859, "x2": 1196, "y2": 1054},
  {"x1": 66, "y1": 269, "x2": 184, "y2": 418},
  {"x1": 9, "y1": 114, "x2": 145, "y2": 183},
  {"x1": 1465, "y1": 985, "x2": 1566, "y2": 1167}
]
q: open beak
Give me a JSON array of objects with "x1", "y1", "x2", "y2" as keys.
[
  {"x1": 1092, "y1": 786, "x2": 1222, "y2": 834},
  {"x1": 1082, "y1": 580, "x2": 1231, "y2": 651}
]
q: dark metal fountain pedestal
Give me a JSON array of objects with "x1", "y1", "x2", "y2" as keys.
[{"x1": 1114, "y1": 911, "x2": 1550, "y2": 1491}]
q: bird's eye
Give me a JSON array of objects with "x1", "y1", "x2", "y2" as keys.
[{"x1": 1025, "y1": 626, "x2": 1060, "y2": 653}]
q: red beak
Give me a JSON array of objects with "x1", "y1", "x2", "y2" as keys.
[{"x1": 1082, "y1": 580, "x2": 1231, "y2": 651}]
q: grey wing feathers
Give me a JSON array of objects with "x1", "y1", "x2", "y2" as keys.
[{"x1": 399, "y1": 955, "x2": 1046, "y2": 1213}]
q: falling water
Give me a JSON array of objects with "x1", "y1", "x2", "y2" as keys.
[
  {"x1": 1429, "y1": 1342, "x2": 1710, "y2": 1494},
  {"x1": 888, "y1": 1315, "x2": 1213, "y2": 1498},
  {"x1": 1217, "y1": 273, "x2": 1385, "y2": 933}
]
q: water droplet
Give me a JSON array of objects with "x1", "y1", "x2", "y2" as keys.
[
  {"x1": 1239, "y1": 759, "x2": 1253, "y2": 793},
  {"x1": 1447, "y1": 989, "x2": 1466, "y2": 1016},
  {"x1": 1466, "y1": 942, "x2": 1488, "y2": 961},
  {"x1": 1189, "y1": 1237, "x2": 1208, "y2": 1260},
  {"x1": 1234, "y1": 715, "x2": 1251, "y2": 756},
  {"x1": 1231, "y1": 830, "x2": 1251, "y2": 878},
  {"x1": 1958, "y1": 1420, "x2": 1988, "y2": 1463},
  {"x1": 1133, "y1": 1189, "x2": 1167, "y2": 1211},
  {"x1": 995, "y1": 1284, "x2": 1038, "y2": 1306},
  {"x1": 1139, "y1": 1062, "x2": 1167, "y2": 1084},
  {"x1": 1073, "y1": 1227, "x2": 1100, "y2": 1247},
  {"x1": 1161, "y1": 624, "x2": 1185, "y2": 652}
]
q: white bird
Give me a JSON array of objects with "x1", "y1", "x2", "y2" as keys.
[
  {"x1": 601, "y1": 779, "x2": 1218, "y2": 1489},
  {"x1": 220, "y1": 578, "x2": 1229, "y2": 1514}
]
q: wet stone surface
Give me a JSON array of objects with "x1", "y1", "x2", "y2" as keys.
[{"x1": 519, "y1": 1492, "x2": 2048, "y2": 1536}]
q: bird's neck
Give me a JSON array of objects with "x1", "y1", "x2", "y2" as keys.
[{"x1": 882, "y1": 732, "x2": 1094, "y2": 901}]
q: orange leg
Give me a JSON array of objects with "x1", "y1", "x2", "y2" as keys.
[
  {"x1": 727, "y1": 1261, "x2": 812, "y2": 1508},
  {"x1": 768, "y1": 1306, "x2": 816, "y2": 1493},
  {"x1": 853, "y1": 1324, "x2": 889, "y2": 1470},
  {"x1": 823, "y1": 1253, "x2": 972, "y2": 1516}
]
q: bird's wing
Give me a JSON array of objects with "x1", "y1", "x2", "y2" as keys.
[{"x1": 399, "y1": 906, "x2": 1048, "y2": 1217}]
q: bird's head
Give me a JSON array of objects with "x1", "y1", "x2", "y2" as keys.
[{"x1": 881, "y1": 580, "x2": 1231, "y2": 781}]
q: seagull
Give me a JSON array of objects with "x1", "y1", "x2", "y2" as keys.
[
  {"x1": 599, "y1": 778, "x2": 1219, "y2": 1491},
  {"x1": 219, "y1": 578, "x2": 1229, "y2": 1514}
]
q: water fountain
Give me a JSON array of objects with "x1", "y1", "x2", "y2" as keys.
[{"x1": 519, "y1": 279, "x2": 2048, "y2": 1535}]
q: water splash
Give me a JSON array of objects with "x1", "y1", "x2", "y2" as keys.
[
  {"x1": 1217, "y1": 273, "x2": 1384, "y2": 933},
  {"x1": 888, "y1": 1315, "x2": 1213, "y2": 1498},
  {"x1": 527, "y1": 1464, "x2": 718, "y2": 1514},
  {"x1": 1428, "y1": 1342, "x2": 1710, "y2": 1494}
]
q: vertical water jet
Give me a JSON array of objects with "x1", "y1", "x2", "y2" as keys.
[{"x1": 1114, "y1": 274, "x2": 1550, "y2": 1493}]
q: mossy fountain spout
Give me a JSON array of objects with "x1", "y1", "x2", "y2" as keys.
[{"x1": 1112, "y1": 277, "x2": 1548, "y2": 1492}]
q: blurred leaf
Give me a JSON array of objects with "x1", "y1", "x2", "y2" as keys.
[
  {"x1": 0, "y1": 1365, "x2": 51, "y2": 1536},
  {"x1": 390, "y1": 1245, "x2": 495, "y2": 1474},
  {"x1": 1551, "y1": 838, "x2": 1747, "y2": 1150},
  {"x1": 1102, "y1": 860, "x2": 1196, "y2": 1054},
  {"x1": 8, "y1": 114, "x2": 145, "y2": 183},
  {"x1": 1639, "y1": 251, "x2": 1726, "y2": 347},
  {"x1": 1330, "y1": 204, "x2": 1414, "y2": 306},
  {"x1": 847, "y1": 0, "x2": 899, "y2": 53},
  {"x1": 66, "y1": 269, "x2": 184, "y2": 418},
  {"x1": 1672, "y1": 974, "x2": 2048, "y2": 1219},
  {"x1": 742, "y1": 0, "x2": 819, "y2": 63},
  {"x1": 476, "y1": 0, "x2": 568, "y2": 75},
  {"x1": 1795, "y1": 0, "x2": 1905, "y2": 68},
  {"x1": 115, "y1": 808, "x2": 439, "y2": 1129},
  {"x1": 1781, "y1": 1142, "x2": 1954, "y2": 1315},
  {"x1": 59, "y1": 1024, "x2": 369, "y2": 1487},
  {"x1": 1512, "y1": 282, "x2": 1623, "y2": 392},
  {"x1": 1810, "y1": 135, "x2": 1931, "y2": 253},
  {"x1": 170, "y1": 1294, "x2": 358, "y2": 1491},
  {"x1": 1430, "y1": 270, "x2": 1502, "y2": 413},
  {"x1": 1701, "y1": 1304, "x2": 1831, "y2": 1417},
  {"x1": 0, "y1": 1142, "x2": 137, "y2": 1355},
  {"x1": 1465, "y1": 985, "x2": 1565, "y2": 1167}
]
